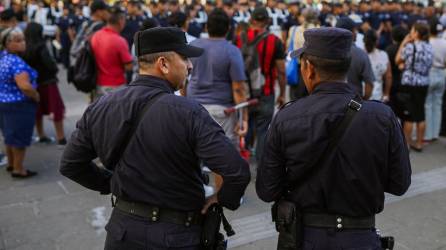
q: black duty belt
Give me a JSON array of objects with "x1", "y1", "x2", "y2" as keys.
[
  {"x1": 303, "y1": 213, "x2": 375, "y2": 230},
  {"x1": 114, "y1": 198, "x2": 203, "y2": 227}
]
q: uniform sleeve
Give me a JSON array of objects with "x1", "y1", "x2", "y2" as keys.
[
  {"x1": 118, "y1": 38, "x2": 133, "y2": 64},
  {"x1": 229, "y1": 46, "x2": 247, "y2": 82},
  {"x1": 361, "y1": 51, "x2": 375, "y2": 84},
  {"x1": 190, "y1": 106, "x2": 250, "y2": 210},
  {"x1": 385, "y1": 113, "x2": 411, "y2": 196},
  {"x1": 256, "y1": 116, "x2": 286, "y2": 202},
  {"x1": 59, "y1": 105, "x2": 112, "y2": 194}
]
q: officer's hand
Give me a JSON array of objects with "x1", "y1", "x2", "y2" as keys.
[
  {"x1": 276, "y1": 95, "x2": 285, "y2": 108},
  {"x1": 235, "y1": 120, "x2": 248, "y2": 137},
  {"x1": 201, "y1": 194, "x2": 218, "y2": 214}
]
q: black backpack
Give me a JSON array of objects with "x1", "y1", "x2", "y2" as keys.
[
  {"x1": 240, "y1": 31, "x2": 269, "y2": 98},
  {"x1": 71, "y1": 22, "x2": 103, "y2": 93},
  {"x1": 72, "y1": 38, "x2": 97, "y2": 93}
]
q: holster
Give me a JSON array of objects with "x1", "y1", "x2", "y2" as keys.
[
  {"x1": 201, "y1": 204, "x2": 234, "y2": 250},
  {"x1": 380, "y1": 236, "x2": 395, "y2": 250},
  {"x1": 271, "y1": 200, "x2": 303, "y2": 250}
]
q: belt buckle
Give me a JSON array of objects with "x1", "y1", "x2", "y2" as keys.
[{"x1": 348, "y1": 99, "x2": 362, "y2": 111}]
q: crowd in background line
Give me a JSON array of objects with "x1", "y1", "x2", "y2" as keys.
[{"x1": 1, "y1": 0, "x2": 446, "y2": 179}]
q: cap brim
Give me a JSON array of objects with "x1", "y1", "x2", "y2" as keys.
[
  {"x1": 176, "y1": 45, "x2": 204, "y2": 58},
  {"x1": 290, "y1": 47, "x2": 305, "y2": 59}
]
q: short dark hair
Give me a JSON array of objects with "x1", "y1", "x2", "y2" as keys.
[
  {"x1": 413, "y1": 22, "x2": 430, "y2": 41},
  {"x1": 139, "y1": 18, "x2": 160, "y2": 31},
  {"x1": 391, "y1": 25, "x2": 408, "y2": 44},
  {"x1": 207, "y1": 8, "x2": 229, "y2": 37},
  {"x1": 0, "y1": 9, "x2": 15, "y2": 22},
  {"x1": 167, "y1": 11, "x2": 187, "y2": 28},
  {"x1": 302, "y1": 53, "x2": 351, "y2": 80},
  {"x1": 428, "y1": 17, "x2": 442, "y2": 36},
  {"x1": 90, "y1": 0, "x2": 109, "y2": 14},
  {"x1": 108, "y1": 7, "x2": 125, "y2": 25}
]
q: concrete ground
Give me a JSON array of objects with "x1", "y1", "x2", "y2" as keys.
[{"x1": 1, "y1": 69, "x2": 446, "y2": 250}]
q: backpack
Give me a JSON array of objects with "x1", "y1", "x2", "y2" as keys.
[
  {"x1": 72, "y1": 38, "x2": 97, "y2": 93},
  {"x1": 240, "y1": 31, "x2": 269, "y2": 98},
  {"x1": 71, "y1": 22, "x2": 102, "y2": 93}
]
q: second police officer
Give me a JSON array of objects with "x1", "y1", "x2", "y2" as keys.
[
  {"x1": 60, "y1": 27, "x2": 250, "y2": 249},
  {"x1": 256, "y1": 27, "x2": 411, "y2": 249}
]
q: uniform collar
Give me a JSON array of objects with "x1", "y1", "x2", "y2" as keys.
[
  {"x1": 130, "y1": 74, "x2": 176, "y2": 93},
  {"x1": 311, "y1": 81, "x2": 356, "y2": 95}
]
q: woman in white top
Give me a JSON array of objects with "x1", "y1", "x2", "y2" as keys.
[
  {"x1": 364, "y1": 29, "x2": 392, "y2": 102},
  {"x1": 425, "y1": 18, "x2": 446, "y2": 141}
]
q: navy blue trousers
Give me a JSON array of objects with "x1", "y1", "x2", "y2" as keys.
[
  {"x1": 302, "y1": 227, "x2": 381, "y2": 250},
  {"x1": 104, "y1": 208, "x2": 201, "y2": 250}
]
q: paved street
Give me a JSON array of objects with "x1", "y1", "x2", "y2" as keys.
[{"x1": 1, "y1": 68, "x2": 446, "y2": 250}]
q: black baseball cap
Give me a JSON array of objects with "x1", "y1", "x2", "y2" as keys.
[
  {"x1": 90, "y1": 0, "x2": 110, "y2": 13},
  {"x1": 251, "y1": 7, "x2": 269, "y2": 21},
  {"x1": 134, "y1": 27, "x2": 203, "y2": 57},
  {"x1": 291, "y1": 27, "x2": 353, "y2": 60}
]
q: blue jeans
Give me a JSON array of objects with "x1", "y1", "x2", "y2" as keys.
[{"x1": 425, "y1": 68, "x2": 446, "y2": 140}]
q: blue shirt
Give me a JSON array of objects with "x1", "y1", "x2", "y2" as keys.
[
  {"x1": 188, "y1": 38, "x2": 246, "y2": 107},
  {"x1": 121, "y1": 15, "x2": 146, "y2": 47},
  {"x1": 0, "y1": 51, "x2": 38, "y2": 103}
]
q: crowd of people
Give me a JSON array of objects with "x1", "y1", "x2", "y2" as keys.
[{"x1": 1, "y1": 0, "x2": 446, "y2": 179}]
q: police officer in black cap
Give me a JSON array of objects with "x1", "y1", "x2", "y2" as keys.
[
  {"x1": 256, "y1": 27, "x2": 411, "y2": 249},
  {"x1": 60, "y1": 27, "x2": 250, "y2": 249}
]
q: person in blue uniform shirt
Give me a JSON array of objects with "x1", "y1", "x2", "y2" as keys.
[
  {"x1": 121, "y1": 0, "x2": 146, "y2": 48},
  {"x1": 256, "y1": 27, "x2": 411, "y2": 249},
  {"x1": 55, "y1": 5, "x2": 76, "y2": 69},
  {"x1": 60, "y1": 27, "x2": 250, "y2": 249}
]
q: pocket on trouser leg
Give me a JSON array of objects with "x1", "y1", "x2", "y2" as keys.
[
  {"x1": 104, "y1": 222, "x2": 126, "y2": 250},
  {"x1": 104, "y1": 221, "x2": 145, "y2": 250},
  {"x1": 165, "y1": 231, "x2": 201, "y2": 249}
]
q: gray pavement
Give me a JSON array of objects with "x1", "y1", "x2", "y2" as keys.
[{"x1": 1, "y1": 69, "x2": 446, "y2": 250}]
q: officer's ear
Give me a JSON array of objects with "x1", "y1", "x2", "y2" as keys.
[
  {"x1": 157, "y1": 56, "x2": 170, "y2": 75},
  {"x1": 302, "y1": 59, "x2": 316, "y2": 80}
]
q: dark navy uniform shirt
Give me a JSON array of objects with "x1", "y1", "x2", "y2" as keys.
[
  {"x1": 121, "y1": 14, "x2": 146, "y2": 47},
  {"x1": 60, "y1": 75, "x2": 250, "y2": 212},
  {"x1": 256, "y1": 82, "x2": 411, "y2": 217},
  {"x1": 369, "y1": 11, "x2": 391, "y2": 30}
]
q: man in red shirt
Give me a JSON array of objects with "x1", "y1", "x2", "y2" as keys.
[
  {"x1": 235, "y1": 7, "x2": 286, "y2": 163},
  {"x1": 91, "y1": 7, "x2": 133, "y2": 98}
]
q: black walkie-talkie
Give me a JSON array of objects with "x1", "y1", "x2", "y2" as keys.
[{"x1": 380, "y1": 236, "x2": 395, "y2": 250}]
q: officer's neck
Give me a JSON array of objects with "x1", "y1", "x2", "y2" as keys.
[
  {"x1": 139, "y1": 69, "x2": 166, "y2": 81},
  {"x1": 312, "y1": 77, "x2": 347, "y2": 89}
]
